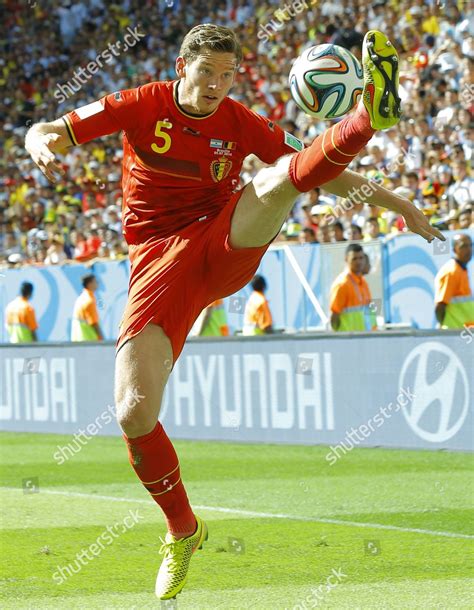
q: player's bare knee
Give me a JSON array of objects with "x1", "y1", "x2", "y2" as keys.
[
  {"x1": 114, "y1": 326, "x2": 172, "y2": 437},
  {"x1": 252, "y1": 154, "x2": 296, "y2": 203},
  {"x1": 114, "y1": 366, "x2": 164, "y2": 436},
  {"x1": 116, "y1": 398, "x2": 157, "y2": 438}
]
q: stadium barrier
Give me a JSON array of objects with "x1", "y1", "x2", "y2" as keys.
[
  {"x1": 1, "y1": 230, "x2": 472, "y2": 342},
  {"x1": 0, "y1": 331, "x2": 472, "y2": 452}
]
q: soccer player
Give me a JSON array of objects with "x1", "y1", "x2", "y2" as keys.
[{"x1": 25, "y1": 26, "x2": 444, "y2": 599}]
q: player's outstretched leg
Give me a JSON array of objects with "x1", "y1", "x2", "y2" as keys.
[
  {"x1": 115, "y1": 324, "x2": 208, "y2": 600},
  {"x1": 230, "y1": 30, "x2": 401, "y2": 249}
]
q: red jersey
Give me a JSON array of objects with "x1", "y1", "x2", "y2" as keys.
[{"x1": 63, "y1": 80, "x2": 303, "y2": 244}]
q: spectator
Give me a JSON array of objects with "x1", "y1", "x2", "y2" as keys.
[
  {"x1": 194, "y1": 300, "x2": 230, "y2": 337},
  {"x1": 3, "y1": 233, "x2": 22, "y2": 259},
  {"x1": 71, "y1": 273, "x2": 104, "y2": 341},
  {"x1": 1, "y1": 0, "x2": 472, "y2": 267},
  {"x1": 348, "y1": 224, "x2": 363, "y2": 241},
  {"x1": 243, "y1": 274, "x2": 273, "y2": 335},
  {"x1": 329, "y1": 243, "x2": 376, "y2": 332},
  {"x1": 447, "y1": 162, "x2": 474, "y2": 209},
  {"x1": 459, "y1": 207, "x2": 473, "y2": 230},
  {"x1": 5, "y1": 281, "x2": 38, "y2": 343},
  {"x1": 434, "y1": 234, "x2": 473, "y2": 329},
  {"x1": 330, "y1": 220, "x2": 347, "y2": 242},
  {"x1": 401, "y1": 172, "x2": 422, "y2": 207},
  {"x1": 316, "y1": 220, "x2": 331, "y2": 244},
  {"x1": 364, "y1": 217, "x2": 385, "y2": 241},
  {"x1": 86, "y1": 228, "x2": 102, "y2": 256},
  {"x1": 298, "y1": 227, "x2": 316, "y2": 244},
  {"x1": 96, "y1": 242, "x2": 110, "y2": 258},
  {"x1": 44, "y1": 235, "x2": 67, "y2": 265}
]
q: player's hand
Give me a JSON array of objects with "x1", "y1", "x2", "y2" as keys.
[
  {"x1": 25, "y1": 132, "x2": 65, "y2": 183},
  {"x1": 402, "y1": 203, "x2": 446, "y2": 243}
]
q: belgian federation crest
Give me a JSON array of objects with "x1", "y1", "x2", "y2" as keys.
[{"x1": 210, "y1": 157, "x2": 232, "y2": 182}]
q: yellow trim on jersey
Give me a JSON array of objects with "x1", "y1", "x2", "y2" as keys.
[
  {"x1": 141, "y1": 463, "x2": 180, "y2": 486},
  {"x1": 63, "y1": 114, "x2": 79, "y2": 146},
  {"x1": 135, "y1": 154, "x2": 203, "y2": 182},
  {"x1": 172, "y1": 80, "x2": 219, "y2": 120}
]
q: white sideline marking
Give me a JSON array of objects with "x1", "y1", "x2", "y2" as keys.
[{"x1": 2, "y1": 487, "x2": 473, "y2": 540}]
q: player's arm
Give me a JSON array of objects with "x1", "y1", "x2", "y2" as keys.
[
  {"x1": 92, "y1": 323, "x2": 104, "y2": 341},
  {"x1": 329, "y1": 282, "x2": 345, "y2": 331},
  {"x1": 435, "y1": 302, "x2": 447, "y2": 325},
  {"x1": 25, "y1": 119, "x2": 72, "y2": 182},
  {"x1": 261, "y1": 301, "x2": 273, "y2": 334},
  {"x1": 27, "y1": 308, "x2": 39, "y2": 342},
  {"x1": 84, "y1": 301, "x2": 104, "y2": 340},
  {"x1": 322, "y1": 169, "x2": 446, "y2": 243},
  {"x1": 25, "y1": 86, "x2": 146, "y2": 183},
  {"x1": 434, "y1": 270, "x2": 453, "y2": 325},
  {"x1": 330, "y1": 312, "x2": 340, "y2": 331}
]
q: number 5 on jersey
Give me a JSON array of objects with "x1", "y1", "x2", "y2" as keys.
[{"x1": 151, "y1": 120, "x2": 173, "y2": 154}]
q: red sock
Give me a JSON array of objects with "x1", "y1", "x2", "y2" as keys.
[
  {"x1": 123, "y1": 422, "x2": 196, "y2": 536},
  {"x1": 289, "y1": 105, "x2": 375, "y2": 193}
]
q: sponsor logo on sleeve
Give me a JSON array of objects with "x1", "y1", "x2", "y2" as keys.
[{"x1": 284, "y1": 131, "x2": 304, "y2": 152}]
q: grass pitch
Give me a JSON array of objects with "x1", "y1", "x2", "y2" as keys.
[{"x1": 0, "y1": 432, "x2": 473, "y2": 609}]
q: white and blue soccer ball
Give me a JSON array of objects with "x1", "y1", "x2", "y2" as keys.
[{"x1": 289, "y1": 44, "x2": 363, "y2": 120}]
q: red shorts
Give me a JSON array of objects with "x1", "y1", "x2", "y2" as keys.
[{"x1": 116, "y1": 189, "x2": 270, "y2": 361}]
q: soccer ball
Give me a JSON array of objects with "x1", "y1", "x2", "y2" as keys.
[{"x1": 289, "y1": 44, "x2": 363, "y2": 120}]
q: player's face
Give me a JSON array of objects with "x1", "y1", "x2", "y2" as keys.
[{"x1": 177, "y1": 51, "x2": 237, "y2": 115}]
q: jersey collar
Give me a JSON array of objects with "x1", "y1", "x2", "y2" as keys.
[
  {"x1": 173, "y1": 80, "x2": 219, "y2": 120},
  {"x1": 454, "y1": 258, "x2": 468, "y2": 270}
]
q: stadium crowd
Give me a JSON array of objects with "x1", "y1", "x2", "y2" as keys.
[{"x1": 1, "y1": 0, "x2": 473, "y2": 268}]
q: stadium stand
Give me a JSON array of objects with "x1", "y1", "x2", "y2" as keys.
[{"x1": 1, "y1": 0, "x2": 472, "y2": 268}]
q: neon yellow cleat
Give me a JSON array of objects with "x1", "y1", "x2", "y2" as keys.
[
  {"x1": 362, "y1": 30, "x2": 401, "y2": 130},
  {"x1": 155, "y1": 515, "x2": 208, "y2": 600}
]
